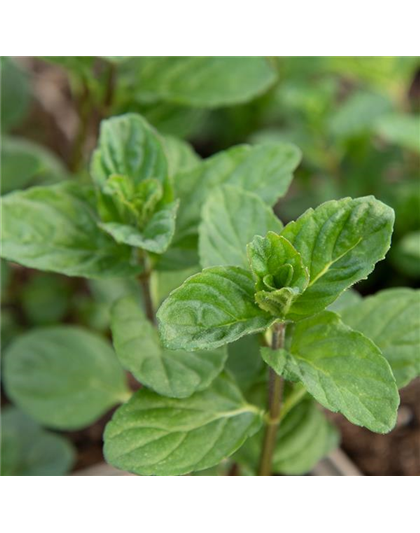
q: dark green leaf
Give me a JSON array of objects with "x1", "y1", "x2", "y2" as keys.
[{"x1": 1, "y1": 58, "x2": 30, "y2": 132}]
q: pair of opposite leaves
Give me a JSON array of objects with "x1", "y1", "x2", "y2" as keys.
[{"x1": 102, "y1": 193, "x2": 405, "y2": 476}]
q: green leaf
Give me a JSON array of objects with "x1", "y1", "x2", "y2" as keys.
[
  {"x1": 3, "y1": 326, "x2": 130, "y2": 430},
  {"x1": 391, "y1": 231, "x2": 420, "y2": 278},
  {"x1": 91, "y1": 113, "x2": 170, "y2": 196},
  {"x1": 1, "y1": 259, "x2": 11, "y2": 291},
  {"x1": 329, "y1": 91, "x2": 392, "y2": 139},
  {"x1": 281, "y1": 196, "x2": 395, "y2": 320},
  {"x1": 234, "y1": 399, "x2": 339, "y2": 475},
  {"x1": 76, "y1": 277, "x2": 143, "y2": 332},
  {"x1": 340, "y1": 288, "x2": 420, "y2": 389},
  {"x1": 21, "y1": 273, "x2": 71, "y2": 325},
  {"x1": 163, "y1": 135, "x2": 200, "y2": 176},
  {"x1": 103, "y1": 374, "x2": 263, "y2": 476},
  {"x1": 375, "y1": 113, "x2": 420, "y2": 153},
  {"x1": 327, "y1": 288, "x2": 362, "y2": 313},
  {"x1": 152, "y1": 266, "x2": 200, "y2": 305},
  {"x1": 136, "y1": 57, "x2": 278, "y2": 108},
  {"x1": 157, "y1": 266, "x2": 275, "y2": 351},
  {"x1": 111, "y1": 296, "x2": 227, "y2": 398},
  {"x1": 0, "y1": 182, "x2": 141, "y2": 278},
  {"x1": 199, "y1": 185, "x2": 283, "y2": 269},
  {"x1": 277, "y1": 311, "x2": 399, "y2": 433},
  {"x1": 247, "y1": 232, "x2": 309, "y2": 317},
  {"x1": 175, "y1": 143, "x2": 301, "y2": 244},
  {"x1": 1, "y1": 406, "x2": 75, "y2": 476},
  {"x1": 1, "y1": 58, "x2": 30, "y2": 132},
  {"x1": 140, "y1": 101, "x2": 207, "y2": 138},
  {"x1": 226, "y1": 335, "x2": 265, "y2": 393},
  {"x1": 99, "y1": 200, "x2": 179, "y2": 254},
  {"x1": 1, "y1": 136, "x2": 68, "y2": 195}
]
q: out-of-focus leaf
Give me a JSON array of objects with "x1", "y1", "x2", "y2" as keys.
[
  {"x1": 234, "y1": 399, "x2": 339, "y2": 475},
  {"x1": 1, "y1": 406, "x2": 75, "y2": 476},
  {"x1": 1, "y1": 136, "x2": 67, "y2": 195},
  {"x1": 1, "y1": 58, "x2": 30, "y2": 132},
  {"x1": 4, "y1": 326, "x2": 130, "y2": 430},
  {"x1": 391, "y1": 231, "x2": 420, "y2": 278},
  {"x1": 21, "y1": 273, "x2": 71, "y2": 325},
  {"x1": 340, "y1": 288, "x2": 420, "y2": 389},
  {"x1": 329, "y1": 91, "x2": 392, "y2": 139},
  {"x1": 136, "y1": 57, "x2": 278, "y2": 108},
  {"x1": 375, "y1": 113, "x2": 420, "y2": 153}
]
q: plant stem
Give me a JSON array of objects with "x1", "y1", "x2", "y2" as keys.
[
  {"x1": 138, "y1": 254, "x2": 156, "y2": 325},
  {"x1": 69, "y1": 80, "x2": 91, "y2": 172},
  {"x1": 258, "y1": 323, "x2": 285, "y2": 476},
  {"x1": 140, "y1": 272, "x2": 156, "y2": 325}
]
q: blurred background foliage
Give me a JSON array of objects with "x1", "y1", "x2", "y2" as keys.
[{"x1": 1, "y1": 56, "x2": 419, "y2": 475}]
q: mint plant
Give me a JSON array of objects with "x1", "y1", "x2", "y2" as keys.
[{"x1": 2, "y1": 111, "x2": 419, "y2": 476}]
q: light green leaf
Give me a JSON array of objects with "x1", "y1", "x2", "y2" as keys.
[
  {"x1": 99, "y1": 200, "x2": 179, "y2": 254},
  {"x1": 175, "y1": 143, "x2": 301, "y2": 244},
  {"x1": 3, "y1": 326, "x2": 130, "y2": 430},
  {"x1": 248, "y1": 232, "x2": 309, "y2": 317},
  {"x1": 111, "y1": 296, "x2": 227, "y2": 398},
  {"x1": 103, "y1": 374, "x2": 263, "y2": 476},
  {"x1": 340, "y1": 288, "x2": 420, "y2": 389},
  {"x1": 329, "y1": 91, "x2": 392, "y2": 139},
  {"x1": 1, "y1": 406, "x2": 75, "y2": 476},
  {"x1": 0, "y1": 182, "x2": 141, "y2": 278},
  {"x1": 1, "y1": 136, "x2": 68, "y2": 195},
  {"x1": 157, "y1": 266, "x2": 275, "y2": 351},
  {"x1": 136, "y1": 57, "x2": 277, "y2": 108},
  {"x1": 199, "y1": 185, "x2": 283, "y2": 269},
  {"x1": 234, "y1": 399, "x2": 339, "y2": 475},
  {"x1": 163, "y1": 135, "x2": 200, "y2": 176},
  {"x1": 375, "y1": 113, "x2": 420, "y2": 153},
  {"x1": 278, "y1": 311, "x2": 399, "y2": 433},
  {"x1": 91, "y1": 113, "x2": 170, "y2": 195},
  {"x1": 327, "y1": 288, "x2": 362, "y2": 313},
  {"x1": 1, "y1": 58, "x2": 30, "y2": 132},
  {"x1": 281, "y1": 196, "x2": 394, "y2": 320}
]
